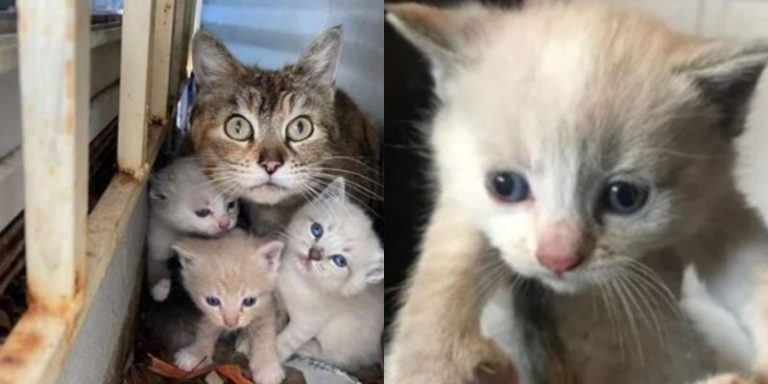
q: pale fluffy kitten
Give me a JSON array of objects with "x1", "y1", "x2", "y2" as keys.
[
  {"x1": 386, "y1": 2, "x2": 768, "y2": 384},
  {"x1": 172, "y1": 229, "x2": 285, "y2": 384},
  {"x1": 275, "y1": 177, "x2": 384, "y2": 370},
  {"x1": 147, "y1": 157, "x2": 238, "y2": 301}
]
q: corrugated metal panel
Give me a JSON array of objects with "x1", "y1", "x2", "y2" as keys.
[{"x1": 201, "y1": 0, "x2": 384, "y2": 124}]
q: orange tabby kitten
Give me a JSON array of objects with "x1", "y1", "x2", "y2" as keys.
[{"x1": 172, "y1": 230, "x2": 285, "y2": 384}]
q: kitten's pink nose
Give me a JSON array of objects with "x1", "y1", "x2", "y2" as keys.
[
  {"x1": 223, "y1": 313, "x2": 239, "y2": 328},
  {"x1": 217, "y1": 217, "x2": 230, "y2": 230},
  {"x1": 261, "y1": 161, "x2": 283, "y2": 175},
  {"x1": 536, "y1": 220, "x2": 593, "y2": 274}
]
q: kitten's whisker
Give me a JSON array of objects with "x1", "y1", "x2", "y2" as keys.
[
  {"x1": 620, "y1": 271, "x2": 667, "y2": 349},
  {"x1": 595, "y1": 282, "x2": 625, "y2": 362},
  {"x1": 615, "y1": 274, "x2": 650, "y2": 364},
  {"x1": 303, "y1": 166, "x2": 383, "y2": 187},
  {"x1": 309, "y1": 172, "x2": 383, "y2": 201},
  {"x1": 305, "y1": 176, "x2": 382, "y2": 219},
  {"x1": 609, "y1": 277, "x2": 644, "y2": 362}
]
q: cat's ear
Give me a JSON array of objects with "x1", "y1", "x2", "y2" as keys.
[
  {"x1": 386, "y1": 3, "x2": 491, "y2": 90},
  {"x1": 683, "y1": 41, "x2": 768, "y2": 137},
  {"x1": 192, "y1": 30, "x2": 244, "y2": 88},
  {"x1": 365, "y1": 253, "x2": 384, "y2": 285},
  {"x1": 314, "y1": 177, "x2": 347, "y2": 205},
  {"x1": 172, "y1": 241, "x2": 198, "y2": 269},
  {"x1": 148, "y1": 181, "x2": 166, "y2": 201},
  {"x1": 258, "y1": 240, "x2": 284, "y2": 273},
  {"x1": 294, "y1": 26, "x2": 342, "y2": 86}
]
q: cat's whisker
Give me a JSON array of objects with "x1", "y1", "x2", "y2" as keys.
[
  {"x1": 303, "y1": 176, "x2": 383, "y2": 219},
  {"x1": 619, "y1": 270, "x2": 667, "y2": 350},
  {"x1": 595, "y1": 281, "x2": 626, "y2": 363},
  {"x1": 608, "y1": 277, "x2": 644, "y2": 362},
  {"x1": 620, "y1": 261, "x2": 683, "y2": 319},
  {"x1": 303, "y1": 166, "x2": 383, "y2": 187},
  {"x1": 312, "y1": 156, "x2": 380, "y2": 174},
  {"x1": 309, "y1": 172, "x2": 383, "y2": 201}
]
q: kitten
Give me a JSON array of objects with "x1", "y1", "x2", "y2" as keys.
[
  {"x1": 385, "y1": 2, "x2": 768, "y2": 384},
  {"x1": 147, "y1": 157, "x2": 238, "y2": 301},
  {"x1": 172, "y1": 229, "x2": 285, "y2": 384},
  {"x1": 189, "y1": 27, "x2": 380, "y2": 235},
  {"x1": 274, "y1": 177, "x2": 384, "y2": 371}
]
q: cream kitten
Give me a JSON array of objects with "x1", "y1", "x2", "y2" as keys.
[
  {"x1": 386, "y1": 2, "x2": 768, "y2": 384},
  {"x1": 147, "y1": 157, "x2": 239, "y2": 301},
  {"x1": 172, "y1": 229, "x2": 285, "y2": 384},
  {"x1": 275, "y1": 177, "x2": 384, "y2": 371}
]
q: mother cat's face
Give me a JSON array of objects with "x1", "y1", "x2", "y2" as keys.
[{"x1": 189, "y1": 28, "x2": 344, "y2": 205}]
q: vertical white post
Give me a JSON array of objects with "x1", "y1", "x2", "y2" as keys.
[
  {"x1": 149, "y1": 0, "x2": 176, "y2": 125},
  {"x1": 17, "y1": 0, "x2": 89, "y2": 311},
  {"x1": 118, "y1": 0, "x2": 155, "y2": 176}
]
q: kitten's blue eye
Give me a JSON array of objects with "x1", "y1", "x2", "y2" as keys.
[
  {"x1": 226, "y1": 201, "x2": 236, "y2": 210},
  {"x1": 330, "y1": 255, "x2": 347, "y2": 268},
  {"x1": 205, "y1": 296, "x2": 221, "y2": 306},
  {"x1": 310, "y1": 222, "x2": 324, "y2": 238},
  {"x1": 603, "y1": 181, "x2": 649, "y2": 214},
  {"x1": 195, "y1": 208, "x2": 212, "y2": 218},
  {"x1": 487, "y1": 172, "x2": 530, "y2": 202},
  {"x1": 242, "y1": 297, "x2": 257, "y2": 307}
]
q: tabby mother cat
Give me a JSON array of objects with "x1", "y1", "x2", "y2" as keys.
[{"x1": 190, "y1": 27, "x2": 379, "y2": 234}]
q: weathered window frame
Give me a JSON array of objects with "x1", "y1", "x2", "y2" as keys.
[{"x1": 0, "y1": 0, "x2": 197, "y2": 382}]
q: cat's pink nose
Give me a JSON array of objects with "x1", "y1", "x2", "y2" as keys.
[
  {"x1": 217, "y1": 217, "x2": 230, "y2": 230},
  {"x1": 261, "y1": 161, "x2": 283, "y2": 175},
  {"x1": 536, "y1": 220, "x2": 593, "y2": 274},
  {"x1": 223, "y1": 314, "x2": 239, "y2": 328}
]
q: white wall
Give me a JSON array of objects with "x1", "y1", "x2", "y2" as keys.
[{"x1": 200, "y1": 0, "x2": 384, "y2": 124}]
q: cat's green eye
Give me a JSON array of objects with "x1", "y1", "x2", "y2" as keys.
[
  {"x1": 224, "y1": 114, "x2": 253, "y2": 141},
  {"x1": 286, "y1": 116, "x2": 314, "y2": 142}
]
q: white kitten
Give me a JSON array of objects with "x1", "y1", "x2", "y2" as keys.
[
  {"x1": 385, "y1": 2, "x2": 768, "y2": 383},
  {"x1": 276, "y1": 177, "x2": 383, "y2": 371},
  {"x1": 147, "y1": 157, "x2": 239, "y2": 301}
]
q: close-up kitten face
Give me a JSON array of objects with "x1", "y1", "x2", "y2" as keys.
[
  {"x1": 284, "y1": 178, "x2": 384, "y2": 296},
  {"x1": 149, "y1": 157, "x2": 239, "y2": 236},
  {"x1": 190, "y1": 27, "x2": 347, "y2": 206},
  {"x1": 173, "y1": 229, "x2": 283, "y2": 330},
  {"x1": 389, "y1": 4, "x2": 768, "y2": 292}
]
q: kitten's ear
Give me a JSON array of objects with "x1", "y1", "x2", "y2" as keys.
[
  {"x1": 386, "y1": 3, "x2": 491, "y2": 90},
  {"x1": 148, "y1": 176, "x2": 166, "y2": 201},
  {"x1": 294, "y1": 26, "x2": 342, "y2": 86},
  {"x1": 259, "y1": 240, "x2": 284, "y2": 273},
  {"x1": 192, "y1": 30, "x2": 244, "y2": 88},
  {"x1": 314, "y1": 177, "x2": 347, "y2": 205},
  {"x1": 172, "y1": 241, "x2": 198, "y2": 269},
  {"x1": 684, "y1": 41, "x2": 768, "y2": 137},
  {"x1": 365, "y1": 255, "x2": 384, "y2": 285}
]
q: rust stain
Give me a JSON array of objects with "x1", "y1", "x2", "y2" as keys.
[
  {"x1": 117, "y1": 163, "x2": 149, "y2": 182},
  {"x1": 1, "y1": 355, "x2": 19, "y2": 365},
  {"x1": 64, "y1": 60, "x2": 75, "y2": 135},
  {"x1": 0, "y1": 326, "x2": 44, "y2": 369}
]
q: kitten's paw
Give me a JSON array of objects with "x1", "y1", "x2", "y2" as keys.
[
  {"x1": 235, "y1": 334, "x2": 250, "y2": 355},
  {"x1": 693, "y1": 373, "x2": 752, "y2": 384},
  {"x1": 151, "y1": 278, "x2": 171, "y2": 302},
  {"x1": 252, "y1": 363, "x2": 285, "y2": 384},
  {"x1": 174, "y1": 348, "x2": 209, "y2": 371}
]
